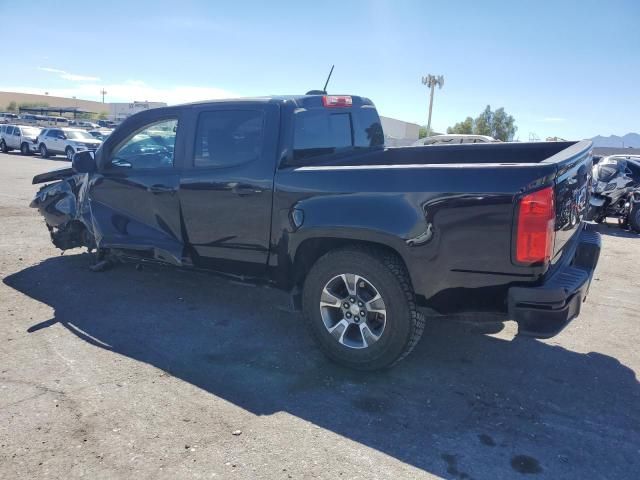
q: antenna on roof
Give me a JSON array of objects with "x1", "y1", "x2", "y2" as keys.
[
  {"x1": 323, "y1": 65, "x2": 335, "y2": 93},
  {"x1": 306, "y1": 65, "x2": 335, "y2": 95}
]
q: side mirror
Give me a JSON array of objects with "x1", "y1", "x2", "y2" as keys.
[{"x1": 72, "y1": 150, "x2": 97, "y2": 173}]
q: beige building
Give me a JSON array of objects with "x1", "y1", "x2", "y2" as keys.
[
  {"x1": 0, "y1": 91, "x2": 108, "y2": 115},
  {"x1": 379, "y1": 115, "x2": 421, "y2": 146},
  {"x1": 0, "y1": 91, "x2": 167, "y2": 121},
  {"x1": 109, "y1": 101, "x2": 168, "y2": 121}
]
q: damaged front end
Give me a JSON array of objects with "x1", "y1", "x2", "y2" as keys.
[{"x1": 30, "y1": 169, "x2": 97, "y2": 252}]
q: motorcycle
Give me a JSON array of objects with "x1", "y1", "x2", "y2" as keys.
[{"x1": 587, "y1": 155, "x2": 640, "y2": 232}]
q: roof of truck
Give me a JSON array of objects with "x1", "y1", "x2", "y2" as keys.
[{"x1": 181, "y1": 94, "x2": 374, "y2": 108}]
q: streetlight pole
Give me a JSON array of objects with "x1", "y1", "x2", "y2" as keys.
[
  {"x1": 100, "y1": 88, "x2": 107, "y2": 103},
  {"x1": 421, "y1": 74, "x2": 444, "y2": 136}
]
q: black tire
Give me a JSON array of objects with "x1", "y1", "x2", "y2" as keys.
[
  {"x1": 39, "y1": 143, "x2": 49, "y2": 158},
  {"x1": 302, "y1": 247, "x2": 425, "y2": 370},
  {"x1": 65, "y1": 146, "x2": 75, "y2": 161},
  {"x1": 0, "y1": 140, "x2": 9, "y2": 153},
  {"x1": 629, "y1": 203, "x2": 640, "y2": 233},
  {"x1": 20, "y1": 142, "x2": 31, "y2": 155}
]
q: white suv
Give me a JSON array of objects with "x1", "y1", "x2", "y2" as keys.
[
  {"x1": 37, "y1": 128, "x2": 102, "y2": 160},
  {"x1": 0, "y1": 124, "x2": 42, "y2": 154}
]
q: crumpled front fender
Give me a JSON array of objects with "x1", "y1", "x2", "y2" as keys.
[{"x1": 30, "y1": 173, "x2": 97, "y2": 250}]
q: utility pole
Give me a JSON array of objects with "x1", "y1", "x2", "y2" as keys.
[
  {"x1": 421, "y1": 74, "x2": 444, "y2": 137},
  {"x1": 100, "y1": 88, "x2": 107, "y2": 103}
]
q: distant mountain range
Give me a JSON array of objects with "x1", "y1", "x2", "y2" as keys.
[{"x1": 590, "y1": 133, "x2": 640, "y2": 148}]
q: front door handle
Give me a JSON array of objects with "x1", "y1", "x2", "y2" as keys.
[
  {"x1": 232, "y1": 184, "x2": 260, "y2": 197},
  {"x1": 148, "y1": 184, "x2": 176, "y2": 194}
]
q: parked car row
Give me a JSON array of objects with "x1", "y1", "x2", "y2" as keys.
[
  {"x1": 1, "y1": 112, "x2": 119, "y2": 129},
  {"x1": 0, "y1": 124, "x2": 113, "y2": 159}
]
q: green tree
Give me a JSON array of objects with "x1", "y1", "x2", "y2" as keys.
[
  {"x1": 419, "y1": 126, "x2": 433, "y2": 138},
  {"x1": 447, "y1": 106, "x2": 517, "y2": 141},
  {"x1": 98, "y1": 111, "x2": 109, "y2": 120},
  {"x1": 7, "y1": 101, "x2": 17, "y2": 112},
  {"x1": 474, "y1": 106, "x2": 494, "y2": 136},
  {"x1": 490, "y1": 107, "x2": 516, "y2": 142},
  {"x1": 447, "y1": 116, "x2": 474, "y2": 134}
]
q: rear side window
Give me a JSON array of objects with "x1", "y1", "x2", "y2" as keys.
[
  {"x1": 193, "y1": 110, "x2": 264, "y2": 168},
  {"x1": 293, "y1": 106, "x2": 383, "y2": 162}
]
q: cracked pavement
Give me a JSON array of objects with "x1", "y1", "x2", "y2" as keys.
[{"x1": 1, "y1": 152, "x2": 639, "y2": 479}]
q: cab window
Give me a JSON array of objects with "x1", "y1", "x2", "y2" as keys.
[
  {"x1": 193, "y1": 110, "x2": 264, "y2": 168},
  {"x1": 111, "y1": 118, "x2": 178, "y2": 169},
  {"x1": 292, "y1": 105, "x2": 383, "y2": 163}
]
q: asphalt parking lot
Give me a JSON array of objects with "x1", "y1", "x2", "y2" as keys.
[{"x1": 0, "y1": 151, "x2": 639, "y2": 479}]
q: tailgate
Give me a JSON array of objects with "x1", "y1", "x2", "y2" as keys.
[{"x1": 544, "y1": 141, "x2": 593, "y2": 259}]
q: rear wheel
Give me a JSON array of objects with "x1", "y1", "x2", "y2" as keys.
[
  {"x1": 39, "y1": 143, "x2": 49, "y2": 158},
  {"x1": 302, "y1": 247, "x2": 425, "y2": 370},
  {"x1": 0, "y1": 140, "x2": 9, "y2": 153},
  {"x1": 20, "y1": 142, "x2": 31, "y2": 155}
]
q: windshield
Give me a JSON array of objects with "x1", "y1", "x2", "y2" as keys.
[
  {"x1": 65, "y1": 130, "x2": 94, "y2": 140},
  {"x1": 22, "y1": 127, "x2": 40, "y2": 137}
]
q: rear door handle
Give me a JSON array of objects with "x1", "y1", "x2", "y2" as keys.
[{"x1": 148, "y1": 184, "x2": 176, "y2": 194}]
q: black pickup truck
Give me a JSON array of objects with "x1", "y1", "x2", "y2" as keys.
[{"x1": 31, "y1": 94, "x2": 601, "y2": 370}]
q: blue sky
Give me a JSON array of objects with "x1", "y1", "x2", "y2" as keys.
[{"x1": 0, "y1": 0, "x2": 638, "y2": 139}]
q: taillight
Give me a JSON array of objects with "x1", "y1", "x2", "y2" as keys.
[
  {"x1": 322, "y1": 95, "x2": 352, "y2": 108},
  {"x1": 515, "y1": 186, "x2": 555, "y2": 264}
]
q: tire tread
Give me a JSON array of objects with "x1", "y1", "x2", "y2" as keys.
[{"x1": 303, "y1": 245, "x2": 426, "y2": 370}]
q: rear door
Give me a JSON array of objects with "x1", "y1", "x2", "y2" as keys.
[
  {"x1": 45, "y1": 129, "x2": 63, "y2": 153},
  {"x1": 179, "y1": 102, "x2": 280, "y2": 276}
]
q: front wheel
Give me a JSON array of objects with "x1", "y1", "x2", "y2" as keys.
[
  {"x1": 20, "y1": 142, "x2": 31, "y2": 155},
  {"x1": 302, "y1": 247, "x2": 425, "y2": 370},
  {"x1": 39, "y1": 143, "x2": 49, "y2": 158},
  {"x1": 629, "y1": 202, "x2": 640, "y2": 233},
  {"x1": 65, "y1": 146, "x2": 75, "y2": 161}
]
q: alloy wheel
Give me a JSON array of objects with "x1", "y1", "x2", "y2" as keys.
[{"x1": 319, "y1": 273, "x2": 387, "y2": 349}]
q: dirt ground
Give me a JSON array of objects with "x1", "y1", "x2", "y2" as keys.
[{"x1": 0, "y1": 151, "x2": 638, "y2": 479}]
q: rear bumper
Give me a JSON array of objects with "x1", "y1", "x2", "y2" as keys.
[{"x1": 508, "y1": 226, "x2": 601, "y2": 338}]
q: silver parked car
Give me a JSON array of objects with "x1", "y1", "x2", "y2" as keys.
[
  {"x1": 37, "y1": 128, "x2": 102, "y2": 160},
  {"x1": 0, "y1": 124, "x2": 42, "y2": 155},
  {"x1": 413, "y1": 134, "x2": 499, "y2": 146}
]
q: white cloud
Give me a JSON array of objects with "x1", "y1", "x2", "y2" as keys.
[
  {"x1": 0, "y1": 80, "x2": 237, "y2": 105},
  {"x1": 542, "y1": 117, "x2": 567, "y2": 123},
  {"x1": 38, "y1": 66, "x2": 100, "y2": 82}
]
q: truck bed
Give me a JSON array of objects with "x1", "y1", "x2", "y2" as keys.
[
  {"x1": 301, "y1": 141, "x2": 581, "y2": 167},
  {"x1": 275, "y1": 140, "x2": 593, "y2": 313}
]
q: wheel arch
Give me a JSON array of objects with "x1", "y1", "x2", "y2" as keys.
[{"x1": 285, "y1": 233, "x2": 418, "y2": 309}]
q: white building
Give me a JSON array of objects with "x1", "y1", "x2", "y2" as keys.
[
  {"x1": 108, "y1": 101, "x2": 167, "y2": 121},
  {"x1": 380, "y1": 116, "x2": 420, "y2": 147}
]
